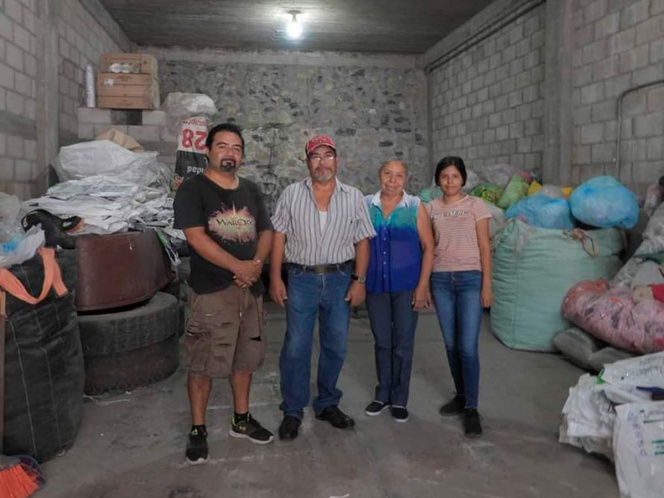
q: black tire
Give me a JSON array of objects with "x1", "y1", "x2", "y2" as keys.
[
  {"x1": 78, "y1": 292, "x2": 178, "y2": 356},
  {"x1": 83, "y1": 333, "x2": 179, "y2": 395},
  {"x1": 162, "y1": 276, "x2": 181, "y2": 301}
]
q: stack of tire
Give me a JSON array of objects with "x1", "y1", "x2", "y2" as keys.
[
  {"x1": 75, "y1": 230, "x2": 181, "y2": 395},
  {"x1": 4, "y1": 248, "x2": 84, "y2": 462}
]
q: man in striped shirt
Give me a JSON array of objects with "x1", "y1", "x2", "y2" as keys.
[{"x1": 270, "y1": 134, "x2": 376, "y2": 440}]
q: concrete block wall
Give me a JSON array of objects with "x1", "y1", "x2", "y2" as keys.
[
  {"x1": 0, "y1": 0, "x2": 130, "y2": 200},
  {"x1": 571, "y1": 0, "x2": 664, "y2": 194},
  {"x1": 0, "y1": 0, "x2": 39, "y2": 199},
  {"x1": 428, "y1": 4, "x2": 546, "y2": 180},
  {"x1": 57, "y1": 0, "x2": 126, "y2": 143}
]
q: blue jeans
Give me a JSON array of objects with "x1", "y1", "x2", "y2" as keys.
[
  {"x1": 430, "y1": 271, "x2": 483, "y2": 409},
  {"x1": 279, "y1": 267, "x2": 351, "y2": 419},
  {"x1": 365, "y1": 291, "x2": 418, "y2": 407}
]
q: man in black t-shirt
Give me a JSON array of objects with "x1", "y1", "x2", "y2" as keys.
[{"x1": 174, "y1": 122, "x2": 274, "y2": 465}]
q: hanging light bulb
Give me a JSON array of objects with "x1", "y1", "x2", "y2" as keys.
[{"x1": 286, "y1": 11, "x2": 303, "y2": 39}]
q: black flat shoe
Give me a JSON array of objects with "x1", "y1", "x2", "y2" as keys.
[
  {"x1": 278, "y1": 415, "x2": 301, "y2": 440},
  {"x1": 315, "y1": 406, "x2": 355, "y2": 429}
]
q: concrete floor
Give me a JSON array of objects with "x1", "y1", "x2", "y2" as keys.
[{"x1": 39, "y1": 307, "x2": 618, "y2": 498}]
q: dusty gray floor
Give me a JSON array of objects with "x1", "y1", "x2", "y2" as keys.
[{"x1": 39, "y1": 307, "x2": 617, "y2": 498}]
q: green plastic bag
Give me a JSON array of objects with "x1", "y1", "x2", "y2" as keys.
[
  {"x1": 491, "y1": 220, "x2": 624, "y2": 352},
  {"x1": 470, "y1": 183, "x2": 502, "y2": 204},
  {"x1": 497, "y1": 175, "x2": 529, "y2": 209}
]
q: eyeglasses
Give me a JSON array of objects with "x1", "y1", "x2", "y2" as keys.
[{"x1": 308, "y1": 153, "x2": 336, "y2": 163}]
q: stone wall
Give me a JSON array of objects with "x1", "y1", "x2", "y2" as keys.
[
  {"x1": 427, "y1": 3, "x2": 546, "y2": 180},
  {"x1": 571, "y1": 0, "x2": 664, "y2": 195},
  {"x1": 153, "y1": 49, "x2": 428, "y2": 214},
  {"x1": 0, "y1": 0, "x2": 39, "y2": 198}
]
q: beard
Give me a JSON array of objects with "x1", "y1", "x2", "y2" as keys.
[
  {"x1": 312, "y1": 167, "x2": 334, "y2": 182},
  {"x1": 219, "y1": 158, "x2": 238, "y2": 173}
]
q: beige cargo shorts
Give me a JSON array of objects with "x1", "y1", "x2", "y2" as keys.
[{"x1": 184, "y1": 286, "x2": 266, "y2": 378}]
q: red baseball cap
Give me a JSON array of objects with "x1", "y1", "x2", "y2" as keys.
[{"x1": 305, "y1": 135, "x2": 336, "y2": 156}]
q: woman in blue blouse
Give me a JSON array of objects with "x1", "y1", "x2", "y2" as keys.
[{"x1": 364, "y1": 160, "x2": 434, "y2": 422}]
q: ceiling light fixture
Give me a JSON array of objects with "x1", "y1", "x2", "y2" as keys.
[{"x1": 286, "y1": 11, "x2": 303, "y2": 39}]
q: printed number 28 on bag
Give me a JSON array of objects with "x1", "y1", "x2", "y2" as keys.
[
  {"x1": 180, "y1": 118, "x2": 207, "y2": 153},
  {"x1": 173, "y1": 117, "x2": 208, "y2": 190}
]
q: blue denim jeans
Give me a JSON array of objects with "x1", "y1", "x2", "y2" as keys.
[
  {"x1": 279, "y1": 266, "x2": 351, "y2": 419},
  {"x1": 365, "y1": 290, "x2": 418, "y2": 407},
  {"x1": 430, "y1": 270, "x2": 483, "y2": 409}
]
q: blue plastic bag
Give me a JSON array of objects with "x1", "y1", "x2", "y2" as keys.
[
  {"x1": 570, "y1": 176, "x2": 638, "y2": 229},
  {"x1": 505, "y1": 195, "x2": 575, "y2": 229}
]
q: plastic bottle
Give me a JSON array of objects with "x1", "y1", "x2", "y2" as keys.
[{"x1": 85, "y1": 63, "x2": 96, "y2": 108}]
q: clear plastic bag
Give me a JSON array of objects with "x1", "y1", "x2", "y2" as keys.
[{"x1": 0, "y1": 225, "x2": 45, "y2": 268}]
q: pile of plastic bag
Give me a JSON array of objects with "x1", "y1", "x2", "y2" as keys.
[
  {"x1": 505, "y1": 175, "x2": 639, "y2": 230},
  {"x1": 26, "y1": 139, "x2": 181, "y2": 238},
  {"x1": 560, "y1": 353, "x2": 664, "y2": 498}
]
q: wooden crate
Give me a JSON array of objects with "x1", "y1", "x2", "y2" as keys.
[
  {"x1": 97, "y1": 73, "x2": 160, "y2": 110},
  {"x1": 99, "y1": 53, "x2": 158, "y2": 78}
]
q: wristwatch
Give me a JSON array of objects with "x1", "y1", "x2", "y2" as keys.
[{"x1": 351, "y1": 273, "x2": 366, "y2": 284}]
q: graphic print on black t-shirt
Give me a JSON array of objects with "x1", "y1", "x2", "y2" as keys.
[
  {"x1": 208, "y1": 204, "x2": 256, "y2": 244},
  {"x1": 173, "y1": 175, "x2": 272, "y2": 296}
]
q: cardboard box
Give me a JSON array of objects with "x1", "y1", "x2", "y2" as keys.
[
  {"x1": 97, "y1": 73, "x2": 153, "y2": 94},
  {"x1": 98, "y1": 95, "x2": 159, "y2": 110},
  {"x1": 99, "y1": 53, "x2": 158, "y2": 77},
  {"x1": 97, "y1": 72, "x2": 160, "y2": 109}
]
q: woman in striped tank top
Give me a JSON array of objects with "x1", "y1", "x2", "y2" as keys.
[{"x1": 426, "y1": 156, "x2": 493, "y2": 438}]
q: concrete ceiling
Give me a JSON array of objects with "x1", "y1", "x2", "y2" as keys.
[{"x1": 99, "y1": 0, "x2": 498, "y2": 54}]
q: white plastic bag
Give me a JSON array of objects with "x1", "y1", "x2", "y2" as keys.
[
  {"x1": 163, "y1": 92, "x2": 217, "y2": 121},
  {"x1": 559, "y1": 374, "x2": 615, "y2": 459},
  {"x1": 600, "y1": 353, "x2": 664, "y2": 390},
  {"x1": 52, "y1": 140, "x2": 162, "y2": 186},
  {"x1": 613, "y1": 402, "x2": 664, "y2": 498}
]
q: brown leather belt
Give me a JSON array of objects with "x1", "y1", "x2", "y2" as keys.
[{"x1": 288, "y1": 260, "x2": 352, "y2": 275}]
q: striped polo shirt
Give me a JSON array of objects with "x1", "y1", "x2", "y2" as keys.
[
  {"x1": 426, "y1": 195, "x2": 491, "y2": 272},
  {"x1": 365, "y1": 191, "x2": 422, "y2": 294},
  {"x1": 271, "y1": 177, "x2": 376, "y2": 265}
]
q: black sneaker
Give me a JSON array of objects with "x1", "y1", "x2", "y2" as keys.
[
  {"x1": 315, "y1": 406, "x2": 355, "y2": 429},
  {"x1": 365, "y1": 400, "x2": 388, "y2": 417},
  {"x1": 439, "y1": 395, "x2": 465, "y2": 417},
  {"x1": 278, "y1": 415, "x2": 302, "y2": 441},
  {"x1": 464, "y1": 409, "x2": 483, "y2": 438},
  {"x1": 186, "y1": 426, "x2": 208, "y2": 465},
  {"x1": 390, "y1": 406, "x2": 409, "y2": 423},
  {"x1": 229, "y1": 414, "x2": 274, "y2": 445}
]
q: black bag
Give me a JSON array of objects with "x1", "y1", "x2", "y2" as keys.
[{"x1": 3, "y1": 249, "x2": 84, "y2": 463}]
